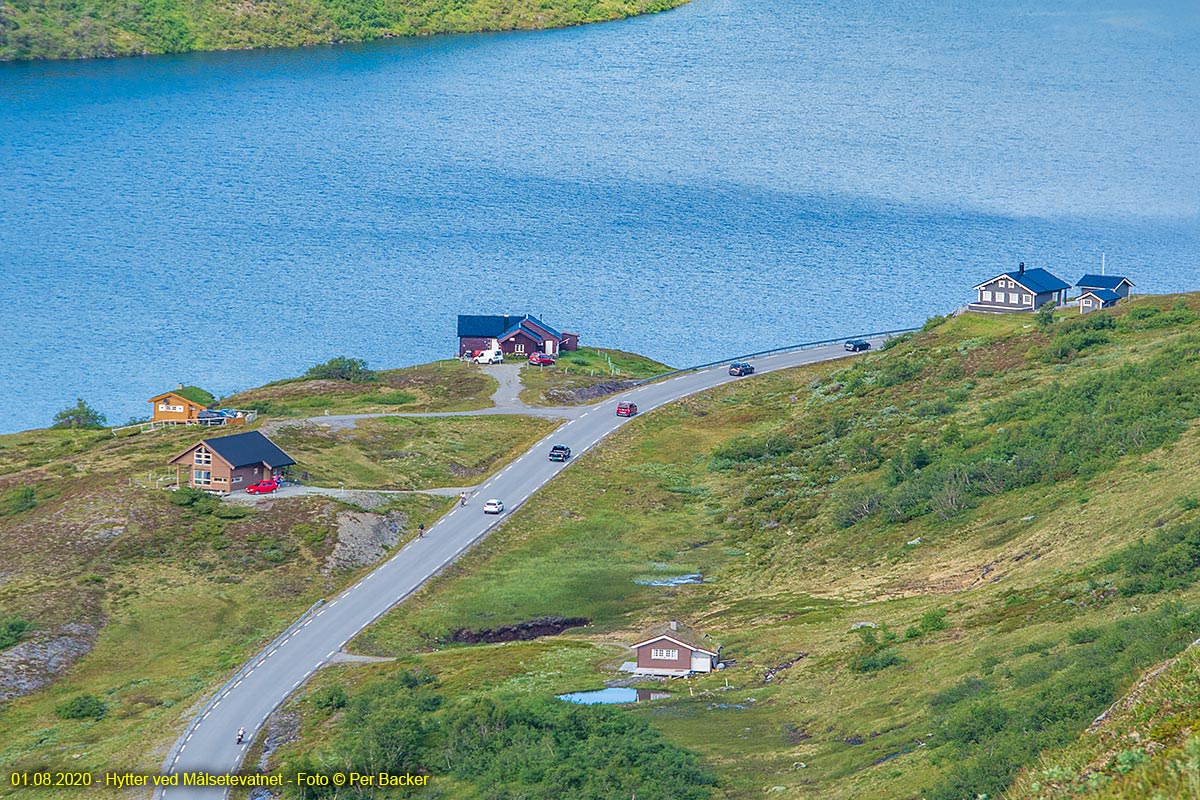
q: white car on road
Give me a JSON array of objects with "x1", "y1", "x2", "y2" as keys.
[{"x1": 483, "y1": 498, "x2": 504, "y2": 515}]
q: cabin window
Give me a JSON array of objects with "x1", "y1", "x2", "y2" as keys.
[
  {"x1": 1022, "y1": 294, "x2": 1032, "y2": 304},
  {"x1": 651, "y1": 648, "x2": 678, "y2": 660},
  {"x1": 514, "y1": 343, "x2": 525, "y2": 353},
  {"x1": 194, "y1": 447, "x2": 212, "y2": 465},
  {"x1": 232, "y1": 476, "x2": 242, "y2": 484},
  {"x1": 159, "y1": 403, "x2": 184, "y2": 413},
  {"x1": 1008, "y1": 293, "x2": 1018, "y2": 304},
  {"x1": 193, "y1": 470, "x2": 212, "y2": 486},
  {"x1": 982, "y1": 291, "x2": 992, "y2": 302}
]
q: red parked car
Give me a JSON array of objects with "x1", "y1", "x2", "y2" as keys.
[
  {"x1": 528, "y1": 353, "x2": 556, "y2": 366},
  {"x1": 616, "y1": 401, "x2": 638, "y2": 417},
  {"x1": 246, "y1": 479, "x2": 279, "y2": 495}
]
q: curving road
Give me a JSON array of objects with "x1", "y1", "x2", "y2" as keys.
[{"x1": 159, "y1": 340, "x2": 882, "y2": 798}]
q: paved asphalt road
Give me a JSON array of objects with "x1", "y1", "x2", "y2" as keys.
[{"x1": 159, "y1": 339, "x2": 881, "y2": 798}]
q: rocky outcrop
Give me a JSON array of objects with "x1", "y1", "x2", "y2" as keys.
[
  {"x1": 0, "y1": 623, "x2": 99, "y2": 701},
  {"x1": 325, "y1": 511, "x2": 406, "y2": 572}
]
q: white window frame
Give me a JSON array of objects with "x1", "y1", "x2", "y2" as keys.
[
  {"x1": 982, "y1": 290, "x2": 992, "y2": 302},
  {"x1": 1022, "y1": 294, "x2": 1032, "y2": 305},
  {"x1": 232, "y1": 476, "x2": 242, "y2": 484},
  {"x1": 194, "y1": 447, "x2": 212, "y2": 465},
  {"x1": 193, "y1": 470, "x2": 212, "y2": 486},
  {"x1": 651, "y1": 648, "x2": 678, "y2": 660},
  {"x1": 514, "y1": 343, "x2": 525, "y2": 354},
  {"x1": 159, "y1": 403, "x2": 184, "y2": 413}
]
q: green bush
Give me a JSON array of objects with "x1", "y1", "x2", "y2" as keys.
[
  {"x1": 849, "y1": 626, "x2": 902, "y2": 673},
  {"x1": 309, "y1": 684, "x2": 348, "y2": 712},
  {"x1": 55, "y1": 694, "x2": 107, "y2": 720},
  {"x1": 0, "y1": 617, "x2": 33, "y2": 649},
  {"x1": 0, "y1": 486, "x2": 37, "y2": 517},
  {"x1": 304, "y1": 356, "x2": 376, "y2": 383},
  {"x1": 51, "y1": 398, "x2": 107, "y2": 429}
]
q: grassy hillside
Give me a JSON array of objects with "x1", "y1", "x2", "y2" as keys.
[
  {"x1": 262, "y1": 294, "x2": 1200, "y2": 799},
  {"x1": 222, "y1": 360, "x2": 497, "y2": 418},
  {"x1": 0, "y1": 0, "x2": 691, "y2": 61},
  {"x1": 0, "y1": 365, "x2": 532, "y2": 796}
]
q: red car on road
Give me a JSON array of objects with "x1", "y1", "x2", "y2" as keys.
[
  {"x1": 616, "y1": 401, "x2": 638, "y2": 417},
  {"x1": 246, "y1": 479, "x2": 279, "y2": 495},
  {"x1": 528, "y1": 353, "x2": 556, "y2": 366}
]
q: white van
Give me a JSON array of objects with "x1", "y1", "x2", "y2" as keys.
[{"x1": 473, "y1": 349, "x2": 504, "y2": 364}]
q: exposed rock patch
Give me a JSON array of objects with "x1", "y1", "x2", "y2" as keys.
[
  {"x1": 544, "y1": 380, "x2": 639, "y2": 405},
  {"x1": 445, "y1": 616, "x2": 590, "y2": 644},
  {"x1": 0, "y1": 623, "x2": 99, "y2": 701},
  {"x1": 325, "y1": 511, "x2": 406, "y2": 572},
  {"x1": 763, "y1": 653, "x2": 807, "y2": 683},
  {"x1": 255, "y1": 708, "x2": 301, "y2": 772}
]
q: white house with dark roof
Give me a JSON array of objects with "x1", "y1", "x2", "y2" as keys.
[{"x1": 969, "y1": 263, "x2": 1070, "y2": 313}]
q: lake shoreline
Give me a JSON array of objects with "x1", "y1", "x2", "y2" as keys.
[{"x1": 0, "y1": 0, "x2": 692, "y2": 63}]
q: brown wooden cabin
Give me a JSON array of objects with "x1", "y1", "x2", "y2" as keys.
[
  {"x1": 169, "y1": 430, "x2": 295, "y2": 493},
  {"x1": 149, "y1": 384, "x2": 214, "y2": 422},
  {"x1": 626, "y1": 621, "x2": 720, "y2": 677}
]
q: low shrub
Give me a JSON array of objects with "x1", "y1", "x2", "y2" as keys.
[
  {"x1": 304, "y1": 357, "x2": 376, "y2": 383},
  {"x1": 55, "y1": 694, "x2": 107, "y2": 720},
  {"x1": 0, "y1": 486, "x2": 37, "y2": 517},
  {"x1": 0, "y1": 616, "x2": 33, "y2": 649}
]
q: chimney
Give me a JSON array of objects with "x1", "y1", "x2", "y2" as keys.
[
  {"x1": 177, "y1": 383, "x2": 184, "y2": 390},
  {"x1": 1018, "y1": 262, "x2": 1025, "y2": 275},
  {"x1": 669, "y1": 620, "x2": 679, "y2": 631}
]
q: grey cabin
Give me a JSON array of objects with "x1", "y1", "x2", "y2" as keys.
[{"x1": 970, "y1": 263, "x2": 1070, "y2": 313}]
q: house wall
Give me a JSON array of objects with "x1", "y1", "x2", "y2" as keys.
[
  {"x1": 975, "y1": 278, "x2": 1036, "y2": 310},
  {"x1": 230, "y1": 464, "x2": 266, "y2": 489},
  {"x1": 690, "y1": 651, "x2": 716, "y2": 673},
  {"x1": 151, "y1": 393, "x2": 203, "y2": 422},
  {"x1": 636, "y1": 641, "x2": 693, "y2": 671},
  {"x1": 459, "y1": 336, "x2": 493, "y2": 357},
  {"x1": 499, "y1": 331, "x2": 540, "y2": 356},
  {"x1": 560, "y1": 332, "x2": 579, "y2": 351},
  {"x1": 185, "y1": 456, "x2": 232, "y2": 492}
]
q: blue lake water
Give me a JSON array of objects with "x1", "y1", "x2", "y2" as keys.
[{"x1": 1, "y1": 0, "x2": 1198, "y2": 433}]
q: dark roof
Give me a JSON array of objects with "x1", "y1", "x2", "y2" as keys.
[
  {"x1": 1080, "y1": 288, "x2": 1122, "y2": 303},
  {"x1": 203, "y1": 431, "x2": 295, "y2": 469},
  {"x1": 1077, "y1": 274, "x2": 1134, "y2": 291},
  {"x1": 631, "y1": 621, "x2": 718, "y2": 654},
  {"x1": 522, "y1": 315, "x2": 562, "y2": 338},
  {"x1": 458, "y1": 314, "x2": 563, "y2": 340},
  {"x1": 974, "y1": 268, "x2": 1070, "y2": 294},
  {"x1": 500, "y1": 321, "x2": 545, "y2": 343},
  {"x1": 458, "y1": 315, "x2": 511, "y2": 338}
]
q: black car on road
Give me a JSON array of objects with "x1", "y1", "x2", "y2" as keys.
[
  {"x1": 728, "y1": 362, "x2": 755, "y2": 376},
  {"x1": 548, "y1": 444, "x2": 571, "y2": 461},
  {"x1": 845, "y1": 339, "x2": 871, "y2": 352}
]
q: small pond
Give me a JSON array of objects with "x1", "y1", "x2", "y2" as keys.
[
  {"x1": 633, "y1": 573, "x2": 703, "y2": 586},
  {"x1": 556, "y1": 687, "x2": 671, "y2": 705}
]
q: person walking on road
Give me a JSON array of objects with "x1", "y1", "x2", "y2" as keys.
[
  {"x1": 418, "y1": 524, "x2": 425, "y2": 539},
  {"x1": 460, "y1": 491, "x2": 468, "y2": 507}
]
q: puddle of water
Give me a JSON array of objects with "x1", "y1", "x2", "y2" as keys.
[
  {"x1": 557, "y1": 688, "x2": 671, "y2": 705},
  {"x1": 633, "y1": 573, "x2": 703, "y2": 586}
]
